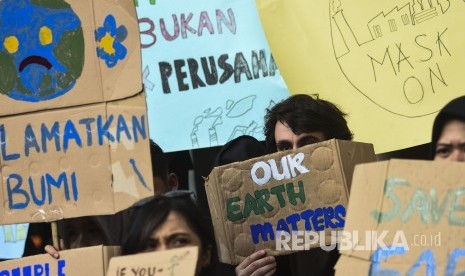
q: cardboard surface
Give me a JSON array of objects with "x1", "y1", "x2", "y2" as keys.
[
  {"x1": 0, "y1": 245, "x2": 120, "y2": 276},
  {"x1": 0, "y1": 0, "x2": 153, "y2": 224},
  {"x1": 107, "y1": 246, "x2": 199, "y2": 276},
  {"x1": 0, "y1": 92, "x2": 153, "y2": 224},
  {"x1": 205, "y1": 139, "x2": 376, "y2": 264},
  {"x1": 336, "y1": 160, "x2": 465, "y2": 275},
  {"x1": 0, "y1": 0, "x2": 142, "y2": 115}
]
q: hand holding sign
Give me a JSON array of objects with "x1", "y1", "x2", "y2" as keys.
[{"x1": 205, "y1": 139, "x2": 376, "y2": 264}]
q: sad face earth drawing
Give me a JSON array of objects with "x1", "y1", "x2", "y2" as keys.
[{"x1": 0, "y1": 0, "x2": 84, "y2": 102}]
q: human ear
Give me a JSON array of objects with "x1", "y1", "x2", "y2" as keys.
[
  {"x1": 167, "y1": 173, "x2": 179, "y2": 191},
  {"x1": 200, "y1": 245, "x2": 212, "y2": 268}
]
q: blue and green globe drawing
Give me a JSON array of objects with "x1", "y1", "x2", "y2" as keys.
[{"x1": 0, "y1": 0, "x2": 84, "y2": 102}]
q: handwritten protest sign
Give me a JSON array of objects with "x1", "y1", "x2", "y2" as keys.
[
  {"x1": 0, "y1": 245, "x2": 119, "y2": 276},
  {"x1": 107, "y1": 246, "x2": 198, "y2": 276},
  {"x1": 136, "y1": 0, "x2": 290, "y2": 152},
  {"x1": 205, "y1": 139, "x2": 376, "y2": 264},
  {"x1": 256, "y1": 0, "x2": 465, "y2": 152},
  {"x1": 336, "y1": 160, "x2": 465, "y2": 275},
  {"x1": 0, "y1": 224, "x2": 29, "y2": 259},
  {"x1": 0, "y1": 0, "x2": 153, "y2": 224}
]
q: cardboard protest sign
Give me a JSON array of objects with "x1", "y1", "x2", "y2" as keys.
[
  {"x1": 0, "y1": 93, "x2": 154, "y2": 224},
  {"x1": 205, "y1": 139, "x2": 376, "y2": 264},
  {"x1": 0, "y1": 224, "x2": 29, "y2": 259},
  {"x1": 107, "y1": 246, "x2": 199, "y2": 276},
  {"x1": 0, "y1": 0, "x2": 153, "y2": 224},
  {"x1": 0, "y1": 0, "x2": 142, "y2": 115},
  {"x1": 136, "y1": 0, "x2": 290, "y2": 152},
  {"x1": 335, "y1": 160, "x2": 465, "y2": 275},
  {"x1": 0, "y1": 245, "x2": 120, "y2": 276},
  {"x1": 256, "y1": 0, "x2": 465, "y2": 153}
]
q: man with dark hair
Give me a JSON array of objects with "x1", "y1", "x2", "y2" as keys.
[
  {"x1": 264, "y1": 94, "x2": 353, "y2": 152},
  {"x1": 236, "y1": 94, "x2": 353, "y2": 276},
  {"x1": 150, "y1": 140, "x2": 179, "y2": 194}
]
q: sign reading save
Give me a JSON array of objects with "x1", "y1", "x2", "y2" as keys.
[
  {"x1": 205, "y1": 139, "x2": 376, "y2": 264},
  {"x1": 336, "y1": 160, "x2": 465, "y2": 275}
]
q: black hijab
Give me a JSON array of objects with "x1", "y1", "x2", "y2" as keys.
[{"x1": 431, "y1": 96, "x2": 465, "y2": 158}]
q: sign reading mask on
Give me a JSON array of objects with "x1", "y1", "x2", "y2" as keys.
[
  {"x1": 336, "y1": 160, "x2": 465, "y2": 275},
  {"x1": 205, "y1": 139, "x2": 376, "y2": 264}
]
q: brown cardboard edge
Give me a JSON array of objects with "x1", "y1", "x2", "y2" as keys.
[
  {"x1": 103, "y1": 246, "x2": 122, "y2": 273},
  {"x1": 340, "y1": 160, "x2": 390, "y2": 260},
  {"x1": 334, "y1": 140, "x2": 350, "y2": 202},
  {"x1": 204, "y1": 169, "x2": 233, "y2": 264}
]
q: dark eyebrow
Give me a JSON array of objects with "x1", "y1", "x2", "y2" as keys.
[
  {"x1": 437, "y1": 142, "x2": 465, "y2": 148},
  {"x1": 166, "y1": 233, "x2": 190, "y2": 244},
  {"x1": 436, "y1": 143, "x2": 451, "y2": 147}
]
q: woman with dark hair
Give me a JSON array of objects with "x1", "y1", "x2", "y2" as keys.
[
  {"x1": 122, "y1": 193, "x2": 218, "y2": 276},
  {"x1": 431, "y1": 96, "x2": 465, "y2": 161}
]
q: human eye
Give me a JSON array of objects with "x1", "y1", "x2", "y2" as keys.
[
  {"x1": 144, "y1": 239, "x2": 158, "y2": 252},
  {"x1": 435, "y1": 145, "x2": 451, "y2": 158},
  {"x1": 276, "y1": 142, "x2": 292, "y2": 151},
  {"x1": 169, "y1": 236, "x2": 191, "y2": 248},
  {"x1": 298, "y1": 136, "x2": 322, "y2": 148}
]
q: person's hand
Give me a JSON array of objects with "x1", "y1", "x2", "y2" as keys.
[
  {"x1": 235, "y1": 250, "x2": 276, "y2": 276},
  {"x1": 44, "y1": 245, "x2": 60, "y2": 259}
]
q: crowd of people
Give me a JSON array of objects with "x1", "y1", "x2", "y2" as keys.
[{"x1": 35, "y1": 94, "x2": 465, "y2": 276}]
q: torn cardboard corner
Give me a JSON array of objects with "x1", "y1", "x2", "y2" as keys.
[
  {"x1": 336, "y1": 160, "x2": 465, "y2": 275},
  {"x1": 0, "y1": 245, "x2": 120, "y2": 276},
  {"x1": 0, "y1": 0, "x2": 142, "y2": 117},
  {"x1": 107, "y1": 246, "x2": 199, "y2": 276},
  {"x1": 0, "y1": 91, "x2": 154, "y2": 224},
  {"x1": 205, "y1": 139, "x2": 376, "y2": 265}
]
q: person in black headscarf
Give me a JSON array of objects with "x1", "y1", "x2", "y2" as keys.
[{"x1": 431, "y1": 96, "x2": 465, "y2": 161}]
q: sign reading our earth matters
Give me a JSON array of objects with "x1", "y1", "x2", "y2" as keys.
[{"x1": 205, "y1": 140, "x2": 376, "y2": 265}]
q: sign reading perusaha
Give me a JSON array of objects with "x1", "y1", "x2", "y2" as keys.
[{"x1": 136, "y1": 0, "x2": 290, "y2": 152}]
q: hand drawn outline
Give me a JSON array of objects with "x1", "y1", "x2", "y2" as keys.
[{"x1": 330, "y1": 0, "x2": 463, "y2": 118}]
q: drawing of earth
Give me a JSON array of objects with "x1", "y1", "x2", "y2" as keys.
[
  {"x1": 330, "y1": 0, "x2": 465, "y2": 117},
  {"x1": 0, "y1": 0, "x2": 84, "y2": 102}
]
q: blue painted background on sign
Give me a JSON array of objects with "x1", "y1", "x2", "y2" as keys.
[
  {"x1": 137, "y1": 0, "x2": 290, "y2": 152},
  {"x1": 0, "y1": 224, "x2": 29, "y2": 259}
]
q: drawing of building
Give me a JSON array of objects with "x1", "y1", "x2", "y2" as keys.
[
  {"x1": 412, "y1": 0, "x2": 450, "y2": 24},
  {"x1": 367, "y1": 3, "x2": 413, "y2": 39}
]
